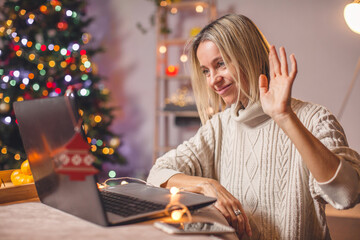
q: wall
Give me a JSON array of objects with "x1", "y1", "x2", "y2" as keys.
[{"x1": 87, "y1": 0, "x2": 360, "y2": 179}]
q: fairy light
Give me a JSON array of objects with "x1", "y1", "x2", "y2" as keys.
[
  {"x1": 29, "y1": 54, "x2": 35, "y2": 61},
  {"x1": 16, "y1": 50, "x2": 22, "y2": 57},
  {"x1": 160, "y1": 0, "x2": 168, "y2": 7},
  {"x1": 180, "y1": 54, "x2": 188, "y2": 62},
  {"x1": 60, "y1": 48, "x2": 67, "y2": 56},
  {"x1": 72, "y1": 43, "x2": 80, "y2": 51},
  {"x1": 1, "y1": 147, "x2": 7, "y2": 154},
  {"x1": 170, "y1": 7, "x2": 178, "y2": 14},
  {"x1": 120, "y1": 180, "x2": 128, "y2": 185},
  {"x1": 13, "y1": 70, "x2": 20, "y2": 78},
  {"x1": 49, "y1": 60, "x2": 56, "y2": 67},
  {"x1": 14, "y1": 153, "x2": 21, "y2": 160},
  {"x1": 94, "y1": 115, "x2": 102, "y2": 123},
  {"x1": 195, "y1": 5, "x2": 204, "y2": 13},
  {"x1": 4, "y1": 116, "x2": 11, "y2": 124},
  {"x1": 102, "y1": 148, "x2": 110, "y2": 154},
  {"x1": 171, "y1": 210, "x2": 183, "y2": 221},
  {"x1": 108, "y1": 170, "x2": 116, "y2": 178},
  {"x1": 91, "y1": 145, "x2": 97, "y2": 152},
  {"x1": 37, "y1": 63, "x2": 44, "y2": 70},
  {"x1": 64, "y1": 75, "x2": 72, "y2": 82},
  {"x1": 22, "y1": 78, "x2": 29, "y2": 85},
  {"x1": 3, "y1": 76, "x2": 9, "y2": 83},
  {"x1": 170, "y1": 187, "x2": 180, "y2": 195},
  {"x1": 159, "y1": 45, "x2": 167, "y2": 54},
  {"x1": 66, "y1": 10, "x2": 73, "y2": 17},
  {"x1": 4, "y1": 96, "x2": 10, "y2": 103},
  {"x1": 32, "y1": 83, "x2": 40, "y2": 91}
]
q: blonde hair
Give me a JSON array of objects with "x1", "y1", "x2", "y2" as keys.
[{"x1": 188, "y1": 14, "x2": 270, "y2": 124}]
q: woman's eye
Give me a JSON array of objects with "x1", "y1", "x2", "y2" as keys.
[
  {"x1": 217, "y1": 61, "x2": 225, "y2": 68},
  {"x1": 202, "y1": 69, "x2": 210, "y2": 76}
]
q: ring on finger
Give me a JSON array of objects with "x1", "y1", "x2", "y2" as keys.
[{"x1": 234, "y1": 209, "x2": 242, "y2": 216}]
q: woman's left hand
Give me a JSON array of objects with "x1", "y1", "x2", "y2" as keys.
[{"x1": 259, "y1": 45, "x2": 297, "y2": 124}]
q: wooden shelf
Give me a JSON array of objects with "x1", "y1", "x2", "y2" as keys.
[{"x1": 153, "y1": 0, "x2": 217, "y2": 162}]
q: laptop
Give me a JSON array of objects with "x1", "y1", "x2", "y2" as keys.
[{"x1": 13, "y1": 93, "x2": 216, "y2": 226}]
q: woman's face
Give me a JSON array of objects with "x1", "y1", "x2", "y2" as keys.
[{"x1": 196, "y1": 40, "x2": 243, "y2": 106}]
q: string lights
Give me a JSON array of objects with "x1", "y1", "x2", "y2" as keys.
[{"x1": 0, "y1": 0, "x2": 125, "y2": 169}]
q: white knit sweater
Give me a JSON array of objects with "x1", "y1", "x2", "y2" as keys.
[{"x1": 147, "y1": 99, "x2": 360, "y2": 240}]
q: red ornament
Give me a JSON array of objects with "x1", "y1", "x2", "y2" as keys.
[
  {"x1": 165, "y1": 65, "x2": 179, "y2": 77},
  {"x1": 54, "y1": 132, "x2": 99, "y2": 181}
]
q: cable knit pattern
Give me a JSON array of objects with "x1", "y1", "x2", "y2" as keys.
[{"x1": 147, "y1": 98, "x2": 360, "y2": 240}]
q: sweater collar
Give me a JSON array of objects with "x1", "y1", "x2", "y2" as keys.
[{"x1": 230, "y1": 101, "x2": 271, "y2": 128}]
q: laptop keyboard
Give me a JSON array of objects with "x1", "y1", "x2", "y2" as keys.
[{"x1": 100, "y1": 190, "x2": 167, "y2": 217}]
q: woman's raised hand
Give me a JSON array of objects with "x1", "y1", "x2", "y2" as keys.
[
  {"x1": 183, "y1": 179, "x2": 252, "y2": 239},
  {"x1": 259, "y1": 45, "x2": 297, "y2": 124}
]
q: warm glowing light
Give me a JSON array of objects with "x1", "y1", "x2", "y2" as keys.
[
  {"x1": 91, "y1": 145, "x2": 97, "y2": 152},
  {"x1": 40, "y1": 5, "x2": 47, "y2": 13},
  {"x1": 70, "y1": 64, "x2": 77, "y2": 71},
  {"x1": 1, "y1": 147, "x2": 7, "y2": 154},
  {"x1": 121, "y1": 180, "x2": 129, "y2": 185},
  {"x1": 6, "y1": 20, "x2": 12, "y2": 27},
  {"x1": 195, "y1": 5, "x2": 204, "y2": 13},
  {"x1": 171, "y1": 210, "x2": 183, "y2": 221},
  {"x1": 94, "y1": 115, "x2": 102, "y2": 123},
  {"x1": 170, "y1": 7, "x2": 178, "y2": 14},
  {"x1": 4, "y1": 96, "x2": 10, "y2": 103},
  {"x1": 180, "y1": 54, "x2": 188, "y2": 62},
  {"x1": 14, "y1": 153, "x2": 21, "y2": 160},
  {"x1": 159, "y1": 45, "x2": 167, "y2": 54},
  {"x1": 29, "y1": 54, "x2": 35, "y2": 61},
  {"x1": 29, "y1": 14, "x2": 35, "y2": 19},
  {"x1": 19, "y1": 84, "x2": 25, "y2": 90},
  {"x1": 344, "y1": 2, "x2": 360, "y2": 34},
  {"x1": 42, "y1": 90, "x2": 49, "y2": 96},
  {"x1": 170, "y1": 187, "x2": 180, "y2": 195},
  {"x1": 49, "y1": 60, "x2": 56, "y2": 67},
  {"x1": 16, "y1": 50, "x2": 22, "y2": 56},
  {"x1": 14, "y1": 36, "x2": 20, "y2": 42},
  {"x1": 166, "y1": 65, "x2": 179, "y2": 77},
  {"x1": 102, "y1": 148, "x2": 110, "y2": 154},
  {"x1": 37, "y1": 63, "x2": 44, "y2": 70},
  {"x1": 20, "y1": 9, "x2": 26, "y2": 15},
  {"x1": 54, "y1": 45, "x2": 60, "y2": 51},
  {"x1": 160, "y1": 0, "x2": 168, "y2": 7},
  {"x1": 28, "y1": 73, "x2": 34, "y2": 79}
]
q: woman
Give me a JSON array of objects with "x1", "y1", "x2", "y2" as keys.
[{"x1": 147, "y1": 14, "x2": 360, "y2": 239}]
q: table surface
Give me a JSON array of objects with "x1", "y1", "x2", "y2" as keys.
[{"x1": 0, "y1": 200, "x2": 238, "y2": 240}]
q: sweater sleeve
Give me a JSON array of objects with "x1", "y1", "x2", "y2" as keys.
[
  {"x1": 307, "y1": 106, "x2": 360, "y2": 209},
  {"x1": 147, "y1": 116, "x2": 218, "y2": 187}
]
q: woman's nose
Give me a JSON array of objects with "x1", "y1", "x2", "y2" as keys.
[{"x1": 209, "y1": 71, "x2": 222, "y2": 87}]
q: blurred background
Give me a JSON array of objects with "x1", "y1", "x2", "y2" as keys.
[{"x1": 86, "y1": 0, "x2": 360, "y2": 178}]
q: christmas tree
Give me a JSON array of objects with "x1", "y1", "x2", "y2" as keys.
[{"x1": 0, "y1": 0, "x2": 125, "y2": 170}]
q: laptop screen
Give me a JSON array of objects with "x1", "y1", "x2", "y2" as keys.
[{"x1": 14, "y1": 94, "x2": 108, "y2": 226}]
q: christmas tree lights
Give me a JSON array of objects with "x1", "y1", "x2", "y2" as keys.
[{"x1": 0, "y1": 0, "x2": 125, "y2": 170}]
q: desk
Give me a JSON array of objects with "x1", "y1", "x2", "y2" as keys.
[{"x1": 0, "y1": 200, "x2": 238, "y2": 240}]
